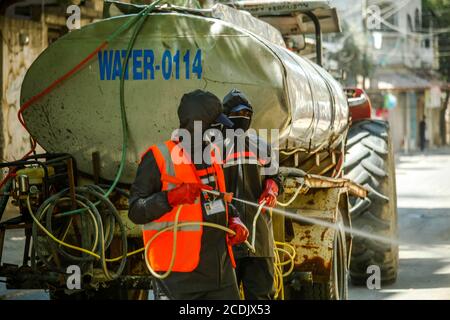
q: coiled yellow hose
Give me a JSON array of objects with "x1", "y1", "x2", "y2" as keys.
[{"x1": 28, "y1": 192, "x2": 299, "y2": 299}]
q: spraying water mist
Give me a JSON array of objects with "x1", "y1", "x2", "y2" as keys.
[{"x1": 201, "y1": 190, "x2": 448, "y2": 258}]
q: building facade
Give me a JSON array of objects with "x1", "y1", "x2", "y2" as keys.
[
  {"x1": 0, "y1": 0, "x2": 104, "y2": 163},
  {"x1": 329, "y1": 0, "x2": 444, "y2": 152}
]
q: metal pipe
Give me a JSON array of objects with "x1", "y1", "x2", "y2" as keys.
[
  {"x1": 18, "y1": 175, "x2": 30, "y2": 195},
  {"x1": 304, "y1": 11, "x2": 322, "y2": 66}
]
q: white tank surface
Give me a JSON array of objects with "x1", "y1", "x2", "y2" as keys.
[{"x1": 20, "y1": 4, "x2": 348, "y2": 184}]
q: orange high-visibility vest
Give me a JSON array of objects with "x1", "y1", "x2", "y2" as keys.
[{"x1": 141, "y1": 140, "x2": 235, "y2": 272}]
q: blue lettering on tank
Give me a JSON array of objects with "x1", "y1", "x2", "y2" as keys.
[
  {"x1": 111, "y1": 50, "x2": 122, "y2": 80},
  {"x1": 133, "y1": 50, "x2": 143, "y2": 80},
  {"x1": 97, "y1": 49, "x2": 202, "y2": 81},
  {"x1": 143, "y1": 50, "x2": 155, "y2": 80},
  {"x1": 98, "y1": 50, "x2": 113, "y2": 80}
]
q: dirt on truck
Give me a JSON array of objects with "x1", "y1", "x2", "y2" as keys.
[{"x1": 0, "y1": 0, "x2": 398, "y2": 300}]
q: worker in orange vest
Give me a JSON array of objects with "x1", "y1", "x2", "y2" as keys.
[{"x1": 129, "y1": 89, "x2": 248, "y2": 299}]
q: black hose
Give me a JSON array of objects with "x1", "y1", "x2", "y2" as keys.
[
  {"x1": 45, "y1": 194, "x2": 99, "y2": 263},
  {"x1": 32, "y1": 191, "x2": 100, "y2": 272},
  {"x1": 97, "y1": 184, "x2": 130, "y2": 198},
  {"x1": 32, "y1": 186, "x2": 128, "y2": 281},
  {"x1": 79, "y1": 186, "x2": 128, "y2": 280},
  {"x1": 85, "y1": 185, "x2": 118, "y2": 247}
]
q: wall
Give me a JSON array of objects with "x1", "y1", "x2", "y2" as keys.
[
  {"x1": 0, "y1": 16, "x2": 47, "y2": 163},
  {"x1": 425, "y1": 106, "x2": 442, "y2": 148},
  {"x1": 0, "y1": 0, "x2": 104, "y2": 166}
]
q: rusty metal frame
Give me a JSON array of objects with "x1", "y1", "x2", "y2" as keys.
[
  {"x1": 283, "y1": 174, "x2": 368, "y2": 199},
  {"x1": 277, "y1": 174, "x2": 365, "y2": 284}
]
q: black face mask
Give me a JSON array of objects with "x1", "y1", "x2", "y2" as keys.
[{"x1": 228, "y1": 116, "x2": 251, "y2": 132}]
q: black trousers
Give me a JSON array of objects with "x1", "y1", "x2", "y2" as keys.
[
  {"x1": 155, "y1": 280, "x2": 240, "y2": 300},
  {"x1": 235, "y1": 257, "x2": 274, "y2": 300}
]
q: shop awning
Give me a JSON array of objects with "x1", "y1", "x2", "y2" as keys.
[{"x1": 372, "y1": 70, "x2": 433, "y2": 91}]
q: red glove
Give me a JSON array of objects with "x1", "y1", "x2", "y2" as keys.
[
  {"x1": 258, "y1": 179, "x2": 279, "y2": 208},
  {"x1": 167, "y1": 183, "x2": 201, "y2": 207},
  {"x1": 227, "y1": 217, "x2": 249, "y2": 246}
]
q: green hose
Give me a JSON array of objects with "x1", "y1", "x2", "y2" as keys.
[
  {"x1": 59, "y1": 0, "x2": 164, "y2": 217},
  {"x1": 109, "y1": 0, "x2": 162, "y2": 198},
  {"x1": 31, "y1": 0, "x2": 164, "y2": 281},
  {"x1": 32, "y1": 187, "x2": 128, "y2": 281}
]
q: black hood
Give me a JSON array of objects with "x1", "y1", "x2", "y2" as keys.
[
  {"x1": 222, "y1": 88, "x2": 253, "y2": 115},
  {"x1": 178, "y1": 89, "x2": 223, "y2": 133}
]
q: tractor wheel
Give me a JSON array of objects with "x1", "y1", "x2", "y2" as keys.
[{"x1": 344, "y1": 120, "x2": 399, "y2": 285}]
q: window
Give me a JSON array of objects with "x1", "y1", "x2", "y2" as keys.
[{"x1": 378, "y1": 2, "x2": 399, "y2": 32}]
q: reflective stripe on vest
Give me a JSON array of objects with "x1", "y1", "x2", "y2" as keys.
[
  {"x1": 143, "y1": 221, "x2": 202, "y2": 232},
  {"x1": 141, "y1": 140, "x2": 236, "y2": 272}
]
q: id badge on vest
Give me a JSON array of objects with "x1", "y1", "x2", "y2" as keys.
[{"x1": 204, "y1": 199, "x2": 226, "y2": 216}]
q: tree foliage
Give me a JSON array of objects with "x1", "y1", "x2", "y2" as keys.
[{"x1": 423, "y1": 0, "x2": 450, "y2": 80}]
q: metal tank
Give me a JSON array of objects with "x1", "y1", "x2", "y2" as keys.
[{"x1": 20, "y1": 4, "x2": 348, "y2": 184}]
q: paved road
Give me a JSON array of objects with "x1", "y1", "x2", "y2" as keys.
[
  {"x1": 349, "y1": 150, "x2": 450, "y2": 300},
  {"x1": 2, "y1": 150, "x2": 450, "y2": 300}
]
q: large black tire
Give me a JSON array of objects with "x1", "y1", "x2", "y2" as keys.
[{"x1": 344, "y1": 120, "x2": 398, "y2": 285}]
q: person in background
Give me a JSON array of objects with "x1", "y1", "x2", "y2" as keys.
[{"x1": 419, "y1": 116, "x2": 426, "y2": 151}]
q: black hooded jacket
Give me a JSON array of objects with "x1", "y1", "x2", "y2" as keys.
[
  {"x1": 128, "y1": 90, "x2": 238, "y2": 295},
  {"x1": 222, "y1": 133, "x2": 281, "y2": 259},
  {"x1": 222, "y1": 89, "x2": 282, "y2": 259}
]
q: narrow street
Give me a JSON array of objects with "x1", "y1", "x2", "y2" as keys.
[
  {"x1": 350, "y1": 149, "x2": 450, "y2": 299},
  {"x1": 2, "y1": 149, "x2": 450, "y2": 300}
]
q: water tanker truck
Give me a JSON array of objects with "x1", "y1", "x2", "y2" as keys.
[{"x1": 0, "y1": 0, "x2": 398, "y2": 299}]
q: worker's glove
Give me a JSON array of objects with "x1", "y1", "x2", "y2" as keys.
[
  {"x1": 258, "y1": 179, "x2": 279, "y2": 208},
  {"x1": 167, "y1": 183, "x2": 202, "y2": 207},
  {"x1": 227, "y1": 217, "x2": 249, "y2": 246}
]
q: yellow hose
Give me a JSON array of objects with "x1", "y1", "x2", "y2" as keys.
[
  {"x1": 142, "y1": 204, "x2": 254, "y2": 279},
  {"x1": 28, "y1": 197, "x2": 252, "y2": 279},
  {"x1": 27, "y1": 196, "x2": 101, "y2": 260},
  {"x1": 276, "y1": 183, "x2": 304, "y2": 207},
  {"x1": 28, "y1": 192, "x2": 297, "y2": 298},
  {"x1": 272, "y1": 241, "x2": 297, "y2": 300},
  {"x1": 271, "y1": 201, "x2": 297, "y2": 300}
]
